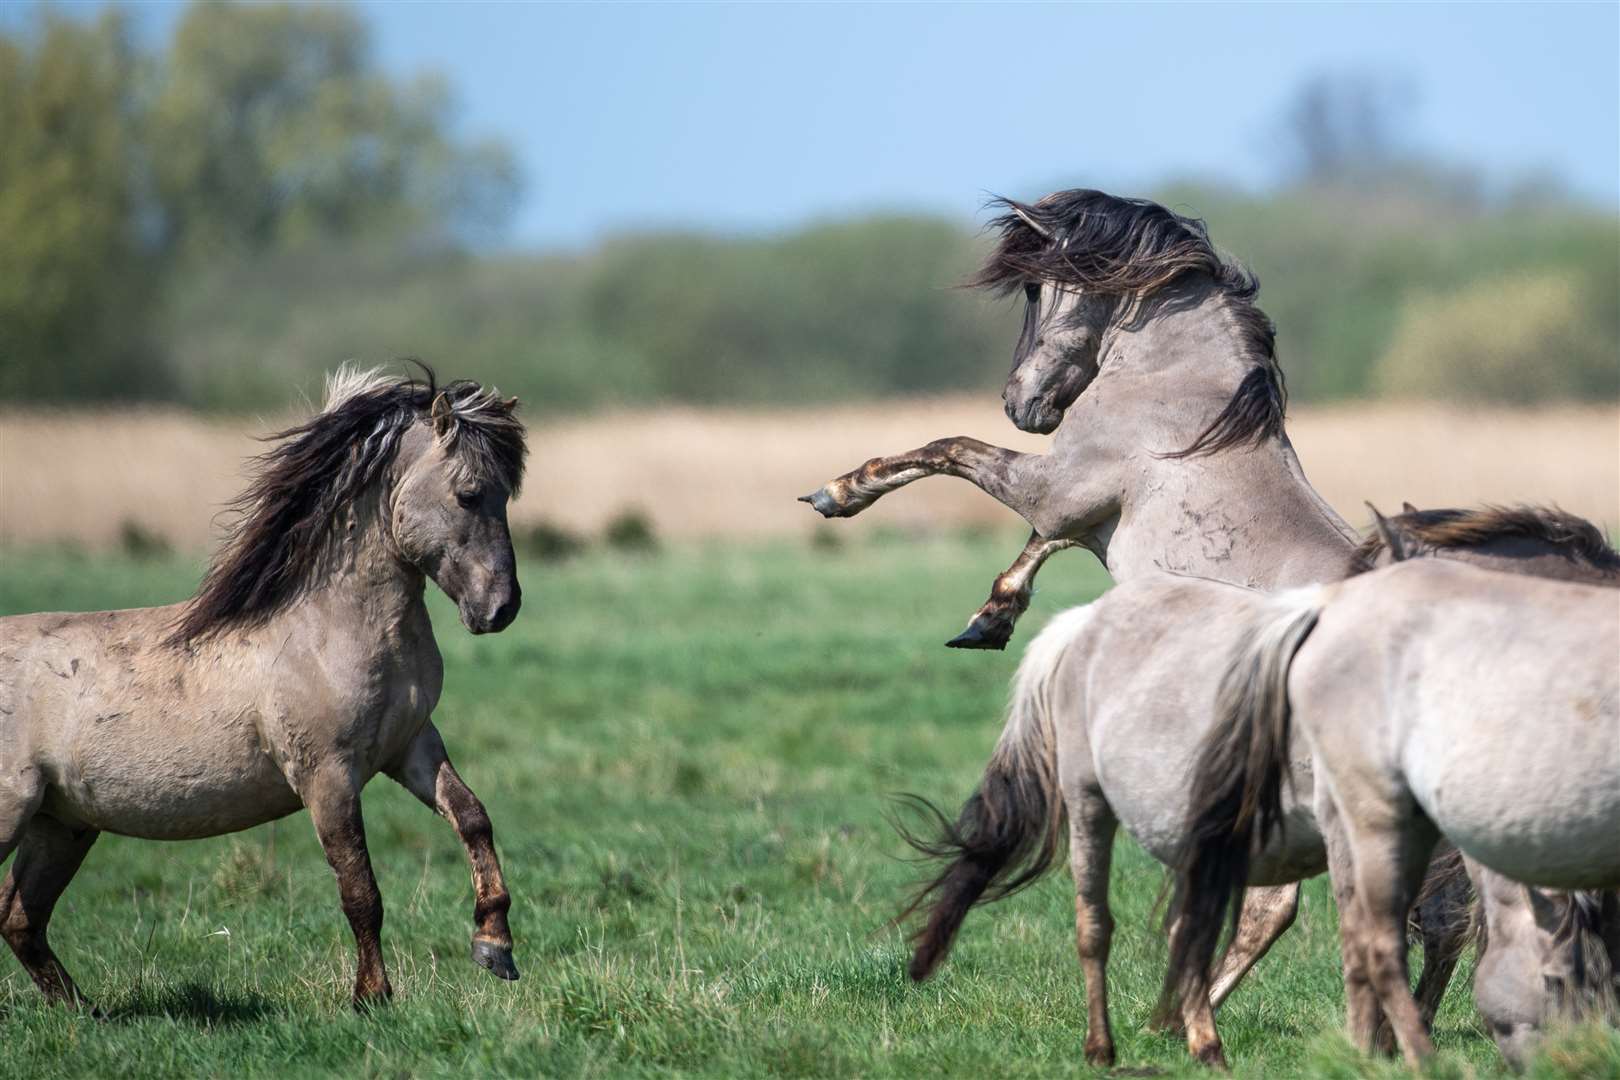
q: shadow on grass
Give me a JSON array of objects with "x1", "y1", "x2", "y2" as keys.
[{"x1": 111, "y1": 982, "x2": 278, "y2": 1026}]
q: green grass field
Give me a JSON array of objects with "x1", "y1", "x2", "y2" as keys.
[{"x1": 0, "y1": 535, "x2": 1614, "y2": 1078}]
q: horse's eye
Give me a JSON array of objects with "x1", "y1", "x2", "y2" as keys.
[{"x1": 455, "y1": 490, "x2": 480, "y2": 509}]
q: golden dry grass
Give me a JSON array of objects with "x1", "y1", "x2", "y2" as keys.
[{"x1": 1, "y1": 398, "x2": 1615, "y2": 551}]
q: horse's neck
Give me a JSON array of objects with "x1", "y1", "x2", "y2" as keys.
[
  {"x1": 1097, "y1": 288, "x2": 1360, "y2": 588},
  {"x1": 268, "y1": 496, "x2": 432, "y2": 653}
]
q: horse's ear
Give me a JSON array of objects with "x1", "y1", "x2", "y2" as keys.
[
  {"x1": 430, "y1": 392, "x2": 454, "y2": 438},
  {"x1": 502, "y1": 395, "x2": 519, "y2": 411},
  {"x1": 1366, "y1": 502, "x2": 1410, "y2": 563},
  {"x1": 1010, "y1": 203, "x2": 1052, "y2": 241},
  {"x1": 1401, "y1": 501, "x2": 1419, "y2": 515}
]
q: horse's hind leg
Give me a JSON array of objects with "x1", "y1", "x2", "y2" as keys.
[
  {"x1": 1409, "y1": 844, "x2": 1471, "y2": 1030},
  {"x1": 1340, "y1": 817, "x2": 1440, "y2": 1067},
  {"x1": 387, "y1": 722, "x2": 517, "y2": 981},
  {"x1": 303, "y1": 765, "x2": 391, "y2": 1007},
  {"x1": 946, "y1": 532, "x2": 1080, "y2": 651},
  {"x1": 1067, "y1": 788, "x2": 1118, "y2": 1067},
  {"x1": 0, "y1": 816, "x2": 100, "y2": 1008},
  {"x1": 1205, "y1": 883, "x2": 1301, "y2": 1012}
]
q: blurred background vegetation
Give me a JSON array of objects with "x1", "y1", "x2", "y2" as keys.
[{"x1": 2, "y1": 2, "x2": 1616, "y2": 414}]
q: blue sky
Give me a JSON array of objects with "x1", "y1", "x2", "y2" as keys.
[{"x1": 38, "y1": 2, "x2": 1620, "y2": 249}]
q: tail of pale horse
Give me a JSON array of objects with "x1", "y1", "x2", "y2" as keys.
[
  {"x1": 1155, "y1": 587, "x2": 1325, "y2": 1025},
  {"x1": 896, "y1": 607, "x2": 1091, "y2": 980}
]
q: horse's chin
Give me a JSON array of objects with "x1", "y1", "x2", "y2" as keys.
[{"x1": 1006, "y1": 398, "x2": 1066, "y2": 434}]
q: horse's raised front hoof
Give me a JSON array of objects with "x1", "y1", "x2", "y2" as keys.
[
  {"x1": 797, "y1": 485, "x2": 865, "y2": 519},
  {"x1": 945, "y1": 614, "x2": 1014, "y2": 651},
  {"x1": 472, "y1": 938, "x2": 520, "y2": 981}
]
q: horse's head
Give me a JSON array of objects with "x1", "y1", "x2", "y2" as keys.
[
  {"x1": 972, "y1": 190, "x2": 1235, "y2": 435},
  {"x1": 392, "y1": 386, "x2": 527, "y2": 635},
  {"x1": 1002, "y1": 281, "x2": 1113, "y2": 433}
]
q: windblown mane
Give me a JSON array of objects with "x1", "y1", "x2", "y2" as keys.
[
  {"x1": 1349, "y1": 504, "x2": 1620, "y2": 577},
  {"x1": 970, "y1": 189, "x2": 1284, "y2": 458},
  {"x1": 169, "y1": 364, "x2": 526, "y2": 645}
]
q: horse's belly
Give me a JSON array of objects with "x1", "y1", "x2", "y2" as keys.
[
  {"x1": 1411, "y1": 755, "x2": 1620, "y2": 891},
  {"x1": 50, "y1": 713, "x2": 304, "y2": 840}
]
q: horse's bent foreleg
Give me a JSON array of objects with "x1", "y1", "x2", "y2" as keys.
[
  {"x1": 304, "y1": 768, "x2": 391, "y2": 1007},
  {"x1": 1206, "y1": 883, "x2": 1301, "y2": 1012},
  {"x1": 947, "y1": 531, "x2": 1081, "y2": 650},
  {"x1": 387, "y1": 723, "x2": 517, "y2": 981},
  {"x1": 800, "y1": 437, "x2": 1052, "y2": 525},
  {"x1": 0, "y1": 816, "x2": 99, "y2": 1008},
  {"x1": 1067, "y1": 789, "x2": 1118, "y2": 1067}
]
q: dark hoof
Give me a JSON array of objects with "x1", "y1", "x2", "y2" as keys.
[
  {"x1": 472, "y1": 939, "x2": 520, "y2": 981},
  {"x1": 1083, "y1": 1042, "x2": 1116, "y2": 1067},
  {"x1": 1192, "y1": 1043, "x2": 1228, "y2": 1070},
  {"x1": 945, "y1": 617, "x2": 1013, "y2": 651},
  {"x1": 797, "y1": 490, "x2": 846, "y2": 518}
]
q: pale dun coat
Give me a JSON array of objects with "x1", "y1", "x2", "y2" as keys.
[
  {"x1": 1164, "y1": 558, "x2": 1620, "y2": 1067},
  {"x1": 0, "y1": 367, "x2": 527, "y2": 1009},
  {"x1": 896, "y1": 505, "x2": 1620, "y2": 1068}
]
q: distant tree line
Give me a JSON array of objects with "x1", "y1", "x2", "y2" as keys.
[{"x1": 2, "y1": 7, "x2": 1615, "y2": 411}]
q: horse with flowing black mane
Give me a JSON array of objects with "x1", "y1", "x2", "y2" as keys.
[
  {"x1": 0, "y1": 365, "x2": 526, "y2": 1009},
  {"x1": 896, "y1": 504, "x2": 1620, "y2": 1068},
  {"x1": 801, "y1": 186, "x2": 1425, "y2": 1040},
  {"x1": 801, "y1": 188, "x2": 1329, "y2": 650}
]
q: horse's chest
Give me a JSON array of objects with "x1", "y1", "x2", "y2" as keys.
[{"x1": 333, "y1": 666, "x2": 440, "y2": 777}]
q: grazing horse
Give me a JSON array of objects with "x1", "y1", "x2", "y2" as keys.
[
  {"x1": 802, "y1": 188, "x2": 1354, "y2": 651},
  {"x1": 898, "y1": 505, "x2": 1620, "y2": 1068},
  {"x1": 0, "y1": 367, "x2": 526, "y2": 1009},
  {"x1": 1163, "y1": 558, "x2": 1620, "y2": 1067}
]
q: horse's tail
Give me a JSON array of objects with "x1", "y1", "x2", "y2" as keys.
[
  {"x1": 1154, "y1": 586, "x2": 1326, "y2": 1025},
  {"x1": 896, "y1": 605, "x2": 1093, "y2": 982}
]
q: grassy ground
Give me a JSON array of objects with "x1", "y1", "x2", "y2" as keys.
[{"x1": 0, "y1": 534, "x2": 1614, "y2": 1078}]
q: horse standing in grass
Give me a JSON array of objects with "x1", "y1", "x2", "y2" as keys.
[
  {"x1": 0, "y1": 368, "x2": 526, "y2": 1009},
  {"x1": 899, "y1": 505, "x2": 1620, "y2": 1067},
  {"x1": 1163, "y1": 558, "x2": 1619, "y2": 1067},
  {"x1": 802, "y1": 188, "x2": 1446, "y2": 1031}
]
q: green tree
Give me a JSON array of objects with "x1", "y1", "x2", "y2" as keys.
[
  {"x1": 148, "y1": 1, "x2": 519, "y2": 261},
  {"x1": 0, "y1": 10, "x2": 169, "y2": 400}
]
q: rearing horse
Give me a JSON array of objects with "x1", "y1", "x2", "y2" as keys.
[
  {"x1": 802, "y1": 189, "x2": 1355, "y2": 649},
  {"x1": 0, "y1": 367, "x2": 526, "y2": 1009}
]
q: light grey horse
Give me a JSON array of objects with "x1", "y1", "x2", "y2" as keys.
[
  {"x1": 898, "y1": 505, "x2": 1620, "y2": 1068},
  {"x1": 804, "y1": 189, "x2": 1372, "y2": 1023},
  {"x1": 801, "y1": 189, "x2": 1354, "y2": 652},
  {"x1": 803, "y1": 189, "x2": 1600, "y2": 1030},
  {"x1": 1165, "y1": 558, "x2": 1619, "y2": 1067},
  {"x1": 0, "y1": 367, "x2": 526, "y2": 1009}
]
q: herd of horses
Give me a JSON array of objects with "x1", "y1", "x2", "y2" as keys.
[{"x1": 0, "y1": 188, "x2": 1614, "y2": 1071}]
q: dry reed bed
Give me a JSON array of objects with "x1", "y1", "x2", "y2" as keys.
[{"x1": 1, "y1": 399, "x2": 1615, "y2": 551}]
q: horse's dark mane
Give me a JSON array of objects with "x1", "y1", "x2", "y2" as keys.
[
  {"x1": 970, "y1": 189, "x2": 1284, "y2": 458},
  {"x1": 1349, "y1": 504, "x2": 1620, "y2": 577},
  {"x1": 169, "y1": 364, "x2": 526, "y2": 645}
]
